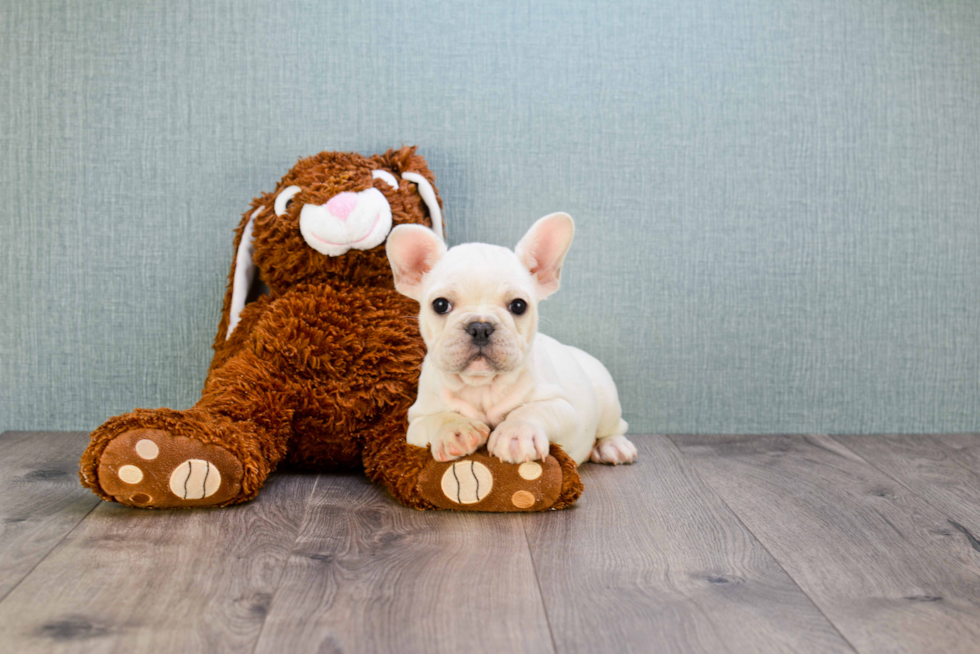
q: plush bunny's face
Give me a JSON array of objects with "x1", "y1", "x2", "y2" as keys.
[
  {"x1": 295, "y1": 177, "x2": 394, "y2": 256},
  {"x1": 249, "y1": 148, "x2": 442, "y2": 288},
  {"x1": 223, "y1": 148, "x2": 444, "y2": 339}
]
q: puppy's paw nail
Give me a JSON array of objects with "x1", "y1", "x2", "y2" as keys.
[
  {"x1": 430, "y1": 416, "x2": 490, "y2": 462},
  {"x1": 591, "y1": 435, "x2": 638, "y2": 465}
]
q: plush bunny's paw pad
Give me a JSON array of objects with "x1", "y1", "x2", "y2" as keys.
[
  {"x1": 417, "y1": 449, "x2": 564, "y2": 512},
  {"x1": 97, "y1": 429, "x2": 244, "y2": 508}
]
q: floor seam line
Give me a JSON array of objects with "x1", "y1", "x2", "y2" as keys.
[
  {"x1": 664, "y1": 434, "x2": 862, "y2": 654},
  {"x1": 522, "y1": 514, "x2": 561, "y2": 654},
  {"x1": 826, "y1": 434, "x2": 980, "y2": 563},
  {"x1": 0, "y1": 498, "x2": 101, "y2": 606},
  {"x1": 248, "y1": 474, "x2": 322, "y2": 654},
  {"x1": 856, "y1": 434, "x2": 980, "y2": 489}
]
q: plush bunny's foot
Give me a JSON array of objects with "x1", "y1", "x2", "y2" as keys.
[
  {"x1": 417, "y1": 445, "x2": 582, "y2": 512},
  {"x1": 96, "y1": 428, "x2": 244, "y2": 508}
]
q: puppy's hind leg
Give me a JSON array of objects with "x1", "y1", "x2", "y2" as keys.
[
  {"x1": 568, "y1": 346, "x2": 637, "y2": 465},
  {"x1": 590, "y1": 430, "x2": 638, "y2": 465}
]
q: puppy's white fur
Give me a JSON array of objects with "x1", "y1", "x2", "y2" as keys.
[{"x1": 386, "y1": 213, "x2": 636, "y2": 466}]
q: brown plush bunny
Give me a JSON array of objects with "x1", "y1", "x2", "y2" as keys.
[{"x1": 79, "y1": 147, "x2": 583, "y2": 512}]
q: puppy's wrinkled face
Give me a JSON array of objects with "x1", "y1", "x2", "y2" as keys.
[
  {"x1": 387, "y1": 213, "x2": 575, "y2": 384},
  {"x1": 420, "y1": 244, "x2": 538, "y2": 377}
]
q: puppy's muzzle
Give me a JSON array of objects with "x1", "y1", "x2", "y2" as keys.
[{"x1": 465, "y1": 321, "x2": 495, "y2": 347}]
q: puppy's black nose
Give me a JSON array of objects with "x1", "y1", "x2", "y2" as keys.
[{"x1": 465, "y1": 321, "x2": 495, "y2": 345}]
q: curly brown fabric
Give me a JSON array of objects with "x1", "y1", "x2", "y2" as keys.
[{"x1": 79, "y1": 148, "x2": 582, "y2": 511}]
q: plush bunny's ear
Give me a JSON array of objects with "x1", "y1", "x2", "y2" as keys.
[
  {"x1": 226, "y1": 207, "x2": 262, "y2": 339},
  {"x1": 386, "y1": 224, "x2": 447, "y2": 301},
  {"x1": 401, "y1": 172, "x2": 444, "y2": 241}
]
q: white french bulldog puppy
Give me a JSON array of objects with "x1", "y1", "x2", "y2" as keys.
[{"x1": 386, "y1": 213, "x2": 637, "y2": 466}]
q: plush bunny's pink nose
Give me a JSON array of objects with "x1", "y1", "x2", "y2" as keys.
[{"x1": 325, "y1": 192, "x2": 358, "y2": 221}]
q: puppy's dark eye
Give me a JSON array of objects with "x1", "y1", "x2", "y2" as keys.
[
  {"x1": 509, "y1": 299, "x2": 527, "y2": 315},
  {"x1": 432, "y1": 298, "x2": 452, "y2": 315}
]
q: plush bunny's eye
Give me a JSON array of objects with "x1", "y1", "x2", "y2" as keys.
[
  {"x1": 372, "y1": 169, "x2": 399, "y2": 190},
  {"x1": 275, "y1": 185, "x2": 302, "y2": 217}
]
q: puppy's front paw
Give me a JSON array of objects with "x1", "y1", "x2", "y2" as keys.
[
  {"x1": 590, "y1": 434, "x2": 638, "y2": 465},
  {"x1": 430, "y1": 416, "x2": 491, "y2": 463},
  {"x1": 488, "y1": 420, "x2": 550, "y2": 463}
]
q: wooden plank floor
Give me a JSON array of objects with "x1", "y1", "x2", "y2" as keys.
[{"x1": 0, "y1": 432, "x2": 978, "y2": 653}]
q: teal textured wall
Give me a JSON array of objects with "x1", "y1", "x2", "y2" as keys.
[{"x1": 2, "y1": 0, "x2": 978, "y2": 433}]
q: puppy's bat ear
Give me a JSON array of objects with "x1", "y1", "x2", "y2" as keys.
[
  {"x1": 386, "y1": 224, "x2": 447, "y2": 301},
  {"x1": 515, "y1": 212, "x2": 575, "y2": 300}
]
